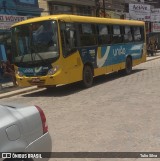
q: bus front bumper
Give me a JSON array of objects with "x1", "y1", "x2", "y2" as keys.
[{"x1": 16, "y1": 73, "x2": 67, "y2": 87}]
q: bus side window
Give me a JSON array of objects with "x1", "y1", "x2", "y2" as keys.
[
  {"x1": 60, "y1": 22, "x2": 77, "y2": 57},
  {"x1": 124, "y1": 26, "x2": 133, "y2": 43},
  {"x1": 79, "y1": 24, "x2": 97, "y2": 46},
  {"x1": 97, "y1": 24, "x2": 111, "y2": 45},
  {"x1": 140, "y1": 27, "x2": 145, "y2": 42},
  {"x1": 112, "y1": 25, "x2": 123, "y2": 44},
  {"x1": 133, "y1": 26, "x2": 142, "y2": 42}
]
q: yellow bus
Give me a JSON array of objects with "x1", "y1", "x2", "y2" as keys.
[{"x1": 11, "y1": 15, "x2": 146, "y2": 88}]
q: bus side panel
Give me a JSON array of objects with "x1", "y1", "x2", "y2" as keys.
[
  {"x1": 44, "y1": 51, "x2": 84, "y2": 86},
  {"x1": 111, "y1": 43, "x2": 144, "y2": 67},
  {"x1": 79, "y1": 43, "x2": 145, "y2": 77},
  {"x1": 132, "y1": 43, "x2": 146, "y2": 66},
  {"x1": 61, "y1": 51, "x2": 84, "y2": 84}
]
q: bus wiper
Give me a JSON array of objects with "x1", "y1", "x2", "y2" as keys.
[{"x1": 31, "y1": 43, "x2": 46, "y2": 64}]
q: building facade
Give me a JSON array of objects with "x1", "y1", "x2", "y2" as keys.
[
  {"x1": 39, "y1": 0, "x2": 96, "y2": 16},
  {"x1": 39, "y1": 0, "x2": 125, "y2": 18},
  {"x1": 125, "y1": 0, "x2": 160, "y2": 48},
  {"x1": 97, "y1": 0, "x2": 125, "y2": 18},
  {"x1": 0, "y1": 0, "x2": 42, "y2": 62}
]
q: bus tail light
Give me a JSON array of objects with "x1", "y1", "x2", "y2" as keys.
[{"x1": 35, "y1": 105, "x2": 48, "y2": 134}]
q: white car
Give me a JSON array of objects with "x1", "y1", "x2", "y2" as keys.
[{"x1": 0, "y1": 103, "x2": 52, "y2": 161}]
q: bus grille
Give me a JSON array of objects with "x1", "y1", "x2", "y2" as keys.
[{"x1": 25, "y1": 71, "x2": 48, "y2": 77}]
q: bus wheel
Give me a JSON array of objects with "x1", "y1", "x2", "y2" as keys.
[
  {"x1": 125, "y1": 57, "x2": 132, "y2": 75},
  {"x1": 82, "y1": 65, "x2": 93, "y2": 88}
]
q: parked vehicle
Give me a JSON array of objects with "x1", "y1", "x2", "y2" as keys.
[{"x1": 0, "y1": 103, "x2": 52, "y2": 161}]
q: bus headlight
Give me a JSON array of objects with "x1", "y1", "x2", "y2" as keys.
[
  {"x1": 48, "y1": 66, "x2": 59, "y2": 75},
  {"x1": 16, "y1": 71, "x2": 24, "y2": 77}
]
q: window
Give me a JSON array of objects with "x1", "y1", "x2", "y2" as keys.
[
  {"x1": 82, "y1": 24, "x2": 93, "y2": 34},
  {"x1": 112, "y1": 25, "x2": 123, "y2": 44},
  {"x1": 113, "y1": 25, "x2": 121, "y2": 35},
  {"x1": 133, "y1": 27, "x2": 142, "y2": 41},
  {"x1": 97, "y1": 24, "x2": 111, "y2": 45},
  {"x1": 50, "y1": 4, "x2": 73, "y2": 14},
  {"x1": 12, "y1": 21, "x2": 59, "y2": 65},
  {"x1": 77, "y1": 6, "x2": 92, "y2": 16},
  {"x1": 79, "y1": 24, "x2": 96, "y2": 46},
  {"x1": 65, "y1": 23, "x2": 77, "y2": 48},
  {"x1": 60, "y1": 22, "x2": 77, "y2": 57},
  {"x1": 124, "y1": 26, "x2": 133, "y2": 42},
  {"x1": 140, "y1": 27, "x2": 145, "y2": 42},
  {"x1": 99, "y1": 25, "x2": 108, "y2": 35}
]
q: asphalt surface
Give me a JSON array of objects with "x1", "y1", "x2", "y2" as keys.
[
  {"x1": 1, "y1": 55, "x2": 160, "y2": 161},
  {"x1": 0, "y1": 54, "x2": 160, "y2": 99}
]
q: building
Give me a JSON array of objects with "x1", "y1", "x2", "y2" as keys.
[
  {"x1": 97, "y1": 0, "x2": 125, "y2": 18},
  {"x1": 39, "y1": 0, "x2": 96, "y2": 16},
  {"x1": 102, "y1": 0, "x2": 125, "y2": 12},
  {"x1": 38, "y1": 0, "x2": 49, "y2": 16},
  {"x1": 39, "y1": 0, "x2": 126, "y2": 19},
  {"x1": 145, "y1": 0, "x2": 160, "y2": 8},
  {"x1": 125, "y1": 0, "x2": 160, "y2": 48},
  {"x1": 0, "y1": 0, "x2": 42, "y2": 62}
]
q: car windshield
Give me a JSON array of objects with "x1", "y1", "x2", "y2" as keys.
[{"x1": 12, "y1": 20, "x2": 59, "y2": 66}]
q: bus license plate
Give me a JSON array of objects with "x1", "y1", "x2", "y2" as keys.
[{"x1": 32, "y1": 78, "x2": 40, "y2": 83}]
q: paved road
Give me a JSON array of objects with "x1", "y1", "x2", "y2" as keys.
[{"x1": 1, "y1": 59, "x2": 160, "y2": 161}]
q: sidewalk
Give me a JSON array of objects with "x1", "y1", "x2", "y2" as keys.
[
  {"x1": 146, "y1": 51, "x2": 160, "y2": 61},
  {"x1": 0, "y1": 52, "x2": 160, "y2": 99},
  {"x1": 0, "y1": 84, "x2": 38, "y2": 99}
]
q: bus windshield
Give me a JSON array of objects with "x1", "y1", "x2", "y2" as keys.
[{"x1": 12, "y1": 20, "x2": 59, "y2": 67}]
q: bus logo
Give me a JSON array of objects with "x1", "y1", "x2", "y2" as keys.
[
  {"x1": 35, "y1": 67, "x2": 42, "y2": 73},
  {"x1": 24, "y1": 68, "x2": 34, "y2": 73},
  {"x1": 113, "y1": 46, "x2": 126, "y2": 57},
  {"x1": 97, "y1": 46, "x2": 110, "y2": 68}
]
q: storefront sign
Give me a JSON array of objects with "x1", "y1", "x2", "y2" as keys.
[
  {"x1": 151, "y1": 9, "x2": 160, "y2": 22},
  {"x1": 152, "y1": 22, "x2": 160, "y2": 33},
  {"x1": 129, "y1": 4, "x2": 151, "y2": 21},
  {"x1": 0, "y1": 14, "x2": 27, "y2": 29}
]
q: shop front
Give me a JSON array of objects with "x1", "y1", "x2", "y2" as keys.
[
  {"x1": 148, "y1": 22, "x2": 160, "y2": 50},
  {"x1": 0, "y1": 0, "x2": 41, "y2": 62}
]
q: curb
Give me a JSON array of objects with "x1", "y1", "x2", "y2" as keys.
[
  {"x1": 147, "y1": 56, "x2": 160, "y2": 62},
  {"x1": 0, "y1": 86, "x2": 38, "y2": 99}
]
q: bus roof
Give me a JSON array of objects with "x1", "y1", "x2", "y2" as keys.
[{"x1": 12, "y1": 14, "x2": 145, "y2": 27}]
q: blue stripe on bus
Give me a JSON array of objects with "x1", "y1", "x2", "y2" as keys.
[{"x1": 79, "y1": 43, "x2": 143, "y2": 68}]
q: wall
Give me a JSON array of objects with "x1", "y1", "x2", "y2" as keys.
[
  {"x1": 38, "y1": 0, "x2": 49, "y2": 16},
  {"x1": 39, "y1": 0, "x2": 95, "y2": 16},
  {"x1": 0, "y1": 0, "x2": 41, "y2": 16}
]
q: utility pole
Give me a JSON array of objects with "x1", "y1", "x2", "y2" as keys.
[
  {"x1": 95, "y1": 0, "x2": 100, "y2": 17},
  {"x1": 103, "y1": 0, "x2": 106, "y2": 17}
]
